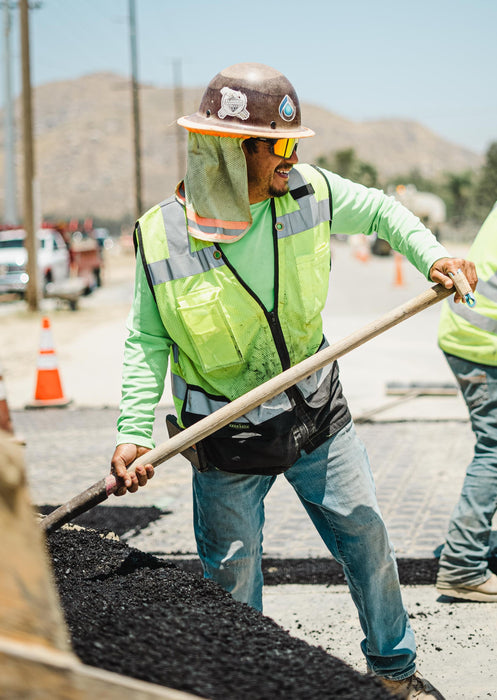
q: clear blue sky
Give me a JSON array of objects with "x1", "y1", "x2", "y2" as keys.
[{"x1": 4, "y1": 0, "x2": 496, "y2": 155}]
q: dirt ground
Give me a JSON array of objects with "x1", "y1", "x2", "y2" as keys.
[{"x1": 0, "y1": 246, "x2": 136, "y2": 406}]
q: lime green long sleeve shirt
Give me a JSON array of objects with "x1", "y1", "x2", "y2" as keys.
[{"x1": 116, "y1": 168, "x2": 449, "y2": 448}]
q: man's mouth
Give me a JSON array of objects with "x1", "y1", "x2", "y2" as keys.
[{"x1": 275, "y1": 168, "x2": 291, "y2": 179}]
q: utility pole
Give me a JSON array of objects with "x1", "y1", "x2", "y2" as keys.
[
  {"x1": 172, "y1": 59, "x2": 186, "y2": 183},
  {"x1": 128, "y1": 0, "x2": 142, "y2": 220},
  {"x1": 2, "y1": 1, "x2": 18, "y2": 224},
  {"x1": 173, "y1": 58, "x2": 186, "y2": 183},
  {"x1": 19, "y1": 0, "x2": 38, "y2": 310}
]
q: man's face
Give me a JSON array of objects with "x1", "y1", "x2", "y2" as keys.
[{"x1": 242, "y1": 138, "x2": 299, "y2": 204}]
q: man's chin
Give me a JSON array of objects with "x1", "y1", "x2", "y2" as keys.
[{"x1": 269, "y1": 184, "x2": 289, "y2": 198}]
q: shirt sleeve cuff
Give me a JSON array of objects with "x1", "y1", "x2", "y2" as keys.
[{"x1": 115, "y1": 433, "x2": 155, "y2": 450}]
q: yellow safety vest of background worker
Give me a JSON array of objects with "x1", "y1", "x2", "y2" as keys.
[{"x1": 438, "y1": 202, "x2": 497, "y2": 363}]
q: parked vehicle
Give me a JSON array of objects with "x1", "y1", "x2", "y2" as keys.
[
  {"x1": 69, "y1": 231, "x2": 103, "y2": 292},
  {"x1": 93, "y1": 227, "x2": 113, "y2": 252},
  {"x1": 0, "y1": 228, "x2": 71, "y2": 297}
]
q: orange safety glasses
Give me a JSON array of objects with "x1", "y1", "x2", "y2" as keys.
[{"x1": 256, "y1": 137, "x2": 298, "y2": 158}]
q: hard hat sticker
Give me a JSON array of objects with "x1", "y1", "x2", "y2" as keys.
[
  {"x1": 279, "y1": 95, "x2": 296, "y2": 122},
  {"x1": 218, "y1": 87, "x2": 250, "y2": 120}
]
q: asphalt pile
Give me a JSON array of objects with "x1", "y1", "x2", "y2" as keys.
[
  {"x1": 40, "y1": 503, "x2": 442, "y2": 585},
  {"x1": 46, "y1": 524, "x2": 392, "y2": 699}
]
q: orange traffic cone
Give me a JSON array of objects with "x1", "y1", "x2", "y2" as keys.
[
  {"x1": 0, "y1": 362, "x2": 14, "y2": 433},
  {"x1": 351, "y1": 234, "x2": 370, "y2": 263},
  {"x1": 27, "y1": 317, "x2": 71, "y2": 408},
  {"x1": 393, "y1": 252, "x2": 405, "y2": 287},
  {"x1": 354, "y1": 246, "x2": 370, "y2": 263}
]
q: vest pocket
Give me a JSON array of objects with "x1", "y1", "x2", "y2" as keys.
[
  {"x1": 177, "y1": 288, "x2": 243, "y2": 372},
  {"x1": 295, "y1": 241, "x2": 331, "y2": 320}
]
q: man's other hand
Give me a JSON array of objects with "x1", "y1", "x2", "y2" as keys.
[
  {"x1": 429, "y1": 257, "x2": 477, "y2": 303},
  {"x1": 111, "y1": 443, "x2": 154, "y2": 496}
]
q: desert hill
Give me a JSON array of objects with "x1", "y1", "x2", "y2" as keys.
[{"x1": 0, "y1": 72, "x2": 483, "y2": 222}]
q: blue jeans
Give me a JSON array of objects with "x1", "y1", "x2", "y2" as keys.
[
  {"x1": 437, "y1": 353, "x2": 497, "y2": 586},
  {"x1": 192, "y1": 420, "x2": 416, "y2": 680}
]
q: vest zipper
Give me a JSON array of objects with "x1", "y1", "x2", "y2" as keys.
[
  {"x1": 213, "y1": 201, "x2": 292, "y2": 372},
  {"x1": 214, "y1": 243, "x2": 292, "y2": 371},
  {"x1": 265, "y1": 309, "x2": 291, "y2": 370},
  {"x1": 216, "y1": 200, "x2": 312, "y2": 448},
  {"x1": 268, "y1": 200, "x2": 311, "y2": 442}
]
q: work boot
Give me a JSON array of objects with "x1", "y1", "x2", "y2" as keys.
[
  {"x1": 436, "y1": 572, "x2": 497, "y2": 602},
  {"x1": 377, "y1": 671, "x2": 445, "y2": 699}
]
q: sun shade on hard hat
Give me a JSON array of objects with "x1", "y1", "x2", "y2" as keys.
[
  {"x1": 178, "y1": 63, "x2": 315, "y2": 139},
  {"x1": 179, "y1": 133, "x2": 253, "y2": 243}
]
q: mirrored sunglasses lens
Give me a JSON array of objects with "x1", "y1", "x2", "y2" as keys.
[{"x1": 273, "y1": 138, "x2": 298, "y2": 158}]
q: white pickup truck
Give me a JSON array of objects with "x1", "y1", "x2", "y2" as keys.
[{"x1": 0, "y1": 228, "x2": 71, "y2": 296}]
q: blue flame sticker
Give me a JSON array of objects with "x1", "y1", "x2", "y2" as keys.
[{"x1": 279, "y1": 95, "x2": 296, "y2": 122}]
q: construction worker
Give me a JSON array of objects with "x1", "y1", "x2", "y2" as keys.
[
  {"x1": 111, "y1": 63, "x2": 476, "y2": 699},
  {"x1": 436, "y1": 202, "x2": 497, "y2": 602}
]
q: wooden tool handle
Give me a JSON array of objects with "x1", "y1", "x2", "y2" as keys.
[
  {"x1": 40, "y1": 282, "x2": 453, "y2": 534},
  {"x1": 449, "y1": 269, "x2": 476, "y2": 306}
]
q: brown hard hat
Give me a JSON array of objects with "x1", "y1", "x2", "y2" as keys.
[{"x1": 178, "y1": 62, "x2": 315, "y2": 139}]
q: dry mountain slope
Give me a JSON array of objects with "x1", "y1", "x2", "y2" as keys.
[{"x1": 0, "y1": 72, "x2": 482, "y2": 221}]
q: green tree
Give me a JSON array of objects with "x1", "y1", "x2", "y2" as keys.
[
  {"x1": 316, "y1": 147, "x2": 488, "y2": 233},
  {"x1": 473, "y1": 142, "x2": 497, "y2": 221},
  {"x1": 442, "y1": 171, "x2": 474, "y2": 224},
  {"x1": 384, "y1": 169, "x2": 477, "y2": 226},
  {"x1": 316, "y1": 148, "x2": 379, "y2": 188},
  {"x1": 384, "y1": 169, "x2": 441, "y2": 196}
]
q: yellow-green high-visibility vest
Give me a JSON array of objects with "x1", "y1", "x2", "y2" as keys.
[
  {"x1": 136, "y1": 164, "x2": 334, "y2": 420},
  {"x1": 438, "y1": 202, "x2": 497, "y2": 365}
]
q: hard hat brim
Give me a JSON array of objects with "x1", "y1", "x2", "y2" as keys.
[{"x1": 177, "y1": 114, "x2": 315, "y2": 139}]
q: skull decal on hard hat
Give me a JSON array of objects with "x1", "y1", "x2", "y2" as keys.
[{"x1": 218, "y1": 87, "x2": 250, "y2": 121}]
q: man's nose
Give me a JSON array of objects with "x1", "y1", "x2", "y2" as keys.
[{"x1": 287, "y1": 147, "x2": 299, "y2": 164}]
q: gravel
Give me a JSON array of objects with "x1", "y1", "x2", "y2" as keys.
[{"x1": 46, "y1": 524, "x2": 392, "y2": 699}]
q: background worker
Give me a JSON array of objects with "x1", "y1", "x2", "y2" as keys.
[
  {"x1": 111, "y1": 63, "x2": 476, "y2": 699},
  {"x1": 436, "y1": 202, "x2": 497, "y2": 602}
]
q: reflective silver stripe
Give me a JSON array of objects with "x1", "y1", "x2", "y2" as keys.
[
  {"x1": 171, "y1": 372, "x2": 187, "y2": 401},
  {"x1": 476, "y1": 272, "x2": 497, "y2": 302},
  {"x1": 159, "y1": 196, "x2": 185, "y2": 255},
  {"x1": 277, "y1": 199, "x2": 331, "y2": 238},
  {"x1": 147, "y1": 199, "x2": 225, "y2": 285},
  {"x1": 149, "y1": 169, "x2": 330, "y2": 282},
  {"x1": 448, "y1": 271, "x2": 497, "y2": 333},
  {"x1": 277, "y1": 169, "x2": 330, "y2": 238},
  {"x1": 185, "y1": 389, "x2": 230, "y2": 417},
  {"x1": 177, "y1": 361, "x2": 333, "y2": 425},
  {"x1": 182, "y1": 383, "x2": 293, "y2": 424},
  {"x1": 449, "y1": 296, "x2": 497, "y2": 333},
  {"x1": 148, "y1": 246, "x2": 224, "y2": 285}
]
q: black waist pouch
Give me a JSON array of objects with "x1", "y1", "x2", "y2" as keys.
[
  {"x1": 179, "y1": 362, "x2": 351, "y2": 476},
  {"x1": 198, "y1": 410, "x2": 302, "y2": 476}
]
